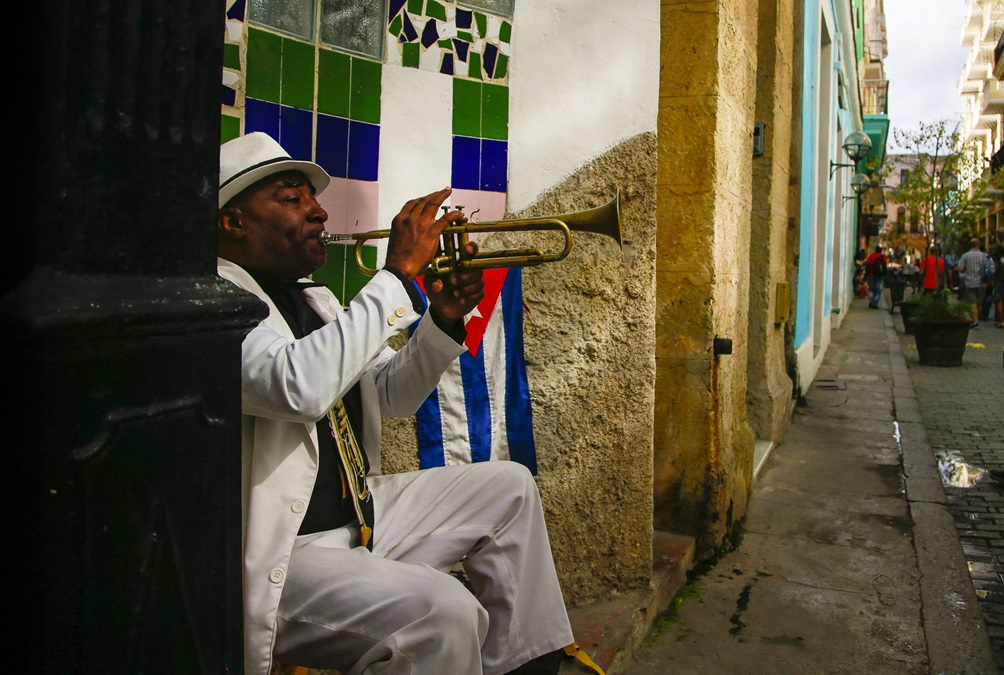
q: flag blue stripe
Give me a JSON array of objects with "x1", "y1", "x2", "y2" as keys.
[
  {"x1": 461, "y1": 346, "x2": 492, "y2": 463},
  {"x1": 416, "y1": 390, "x2": 447, "y2": 468},
  {"x1": 501, "y1": 269, "x2": 536, "y2": 474},
  {"x1": 412, "y1": 287, "x2": 448, "y2": 468}
]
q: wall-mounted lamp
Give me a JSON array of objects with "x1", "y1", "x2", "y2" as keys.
[
  {"x1": 841, "y1": 173, "x2": 874, "y2": 202},
  {"x1": 829, "y1": 130, "x2": 873, "y2": 180}
]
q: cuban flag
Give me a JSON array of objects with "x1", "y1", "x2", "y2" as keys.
[{"x1": 413, "y1": 267, "x2": 537, "y2": 474}]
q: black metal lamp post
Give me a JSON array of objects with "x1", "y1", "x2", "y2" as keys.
[{"x1": 3, "y1": 1, "x2": 263, "y2": 671}]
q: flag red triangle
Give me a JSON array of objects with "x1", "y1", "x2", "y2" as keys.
[{"x1": 417, "y1": 268, "x2": 508, "y2": 357}]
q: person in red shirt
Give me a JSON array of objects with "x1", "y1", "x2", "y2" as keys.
[
  {"x1": 919, "y1": 245, "x2": 946, "y2": 294},
  {"x1": 865, "y1": 246, "x2": 888, "y2": 309}
]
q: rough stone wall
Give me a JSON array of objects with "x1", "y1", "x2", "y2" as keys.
[
  {"x1": 382, "y1": 133, "x2": 658, "y2": 603},
  {"x1": 654, "y1": 0, "x2": 758, "y2": 554},
  {"x1": 747, "y1": 0, "x2": 796, "y2": 444}
]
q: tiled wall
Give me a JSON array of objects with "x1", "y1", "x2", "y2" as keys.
[{"x1": 221, "y1": 0, "x2": 513, "y2": 301}]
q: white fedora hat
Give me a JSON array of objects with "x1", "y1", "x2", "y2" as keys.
[{"x1": 218, "y1": 132, "x2": 331, "y2": 208}]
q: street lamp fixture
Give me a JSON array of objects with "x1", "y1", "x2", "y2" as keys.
[
  {"x1": 829, "y1": 131, "x2": 873, "y2": 179},
  {"x1": 842, "y1": 173, "x2": 874, "y2": 202}
]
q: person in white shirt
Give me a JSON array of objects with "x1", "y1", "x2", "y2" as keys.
[{"x1": 217, "y1": 132, "x2": 574, "y2": 675}]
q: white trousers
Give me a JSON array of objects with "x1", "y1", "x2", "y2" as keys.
[{"x1": 273, "y1": 461, "x2": 573, "y2": 675}]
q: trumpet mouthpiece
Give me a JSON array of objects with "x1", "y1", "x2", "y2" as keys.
[{"x1": 318, "y1": 231, "x2": 352, "y2": 245}]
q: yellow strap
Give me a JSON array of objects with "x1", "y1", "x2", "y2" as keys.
[{"x1": 563, "y1": 642, "x2": 605, "y2": 675}]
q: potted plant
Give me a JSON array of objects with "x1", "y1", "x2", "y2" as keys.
[
  {"x1": 899, "y1": 293, "x2": 923, "y2": 335},
  {"x1": 909, "y1": 289, "x2": 973, "y2": 366}
]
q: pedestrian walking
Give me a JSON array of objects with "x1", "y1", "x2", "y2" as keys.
[
  {"x1": 955, "y1": 237, "x2": 995, "y2": 328},
  {"x1": 919, "y1": 245, "x2": 947, "y2": 294},
  {"x1": 865, "y1": 245, "x2": 888, "y2": 309}
]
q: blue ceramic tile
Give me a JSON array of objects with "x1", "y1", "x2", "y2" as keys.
[
  {"x1": 226, "y1": 0, "x2": 246, "y2": 21},
  {"x1": 279, "y1": 105, "x2": 315, "y2": 161},
  {"x1": 422, "y1": 18, "x2": 439, "y2": 48},
  {"x1": 389, "y1": 0, "x2": 407, "y2": 20},
  {"x1": 456, "y1": 8, "x2": 472, "y2": 29},
  {"x1": 453, "y1": 39, "x2": 469, "y2": 62},
  {"x1": 452, "y1": 136, "x2": 481, "y2": 190},
  {"x1": 221, "y1": 84, "x2": 236, "y2": 107},
  {"x1": 441, "y1": 52, "x2": 455, "y2": 75},
  {"x1": 480, "y1": 139, "x2": 507, "y2": 192},
  {"x1": 483, "y1": 42, "x2": 498, "y2": 78},
  {"x1": 402, "y1": 12, "x2": 419, "y2": 42},
  {"x1": 316, "y1": 113, "x2": 350, "y2": 179},
  {"x1": 245, "y1": 98, "x2": 281, "y2": 139},
  {"x1": 348, "y1": 121, "x2": 380, "y2": 181}
]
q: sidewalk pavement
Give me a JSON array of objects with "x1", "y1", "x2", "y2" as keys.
[{"x1": 563, "y1": 295, "x2": 1002, "y2": 674}]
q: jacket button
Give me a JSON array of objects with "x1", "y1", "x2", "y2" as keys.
[
  {"x1": 291, "y1": 500, "x2": 306, "y2": 513},
  {"x1": 395, "y1": 307, "x2": 407, "y2": 317},
  {"x1": 269, "y1": 568, "x2": 284, "y2": 584},
  {"x1": 387, "y1": 315, "x2": 398, "y2": 326}
]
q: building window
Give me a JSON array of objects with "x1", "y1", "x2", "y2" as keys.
[
  {"x1": 249, "y1": 0, "x2": 315, "y2": 41},
  {"x1": 458, "y1": 0, "x2": 515, "y2": 19},
  {"x1": 320, "y1": 0, "x2": 386, "y2": 59},
  {"x1": 249, "y1": 0, "x2": 387, "y2": 60},
  {"x1": 899, "y1": 168, "x2": 909, "y2": 186}
]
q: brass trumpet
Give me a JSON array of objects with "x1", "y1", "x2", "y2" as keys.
[{"x1": 318, "y1": 191, "x2": 622, "y2": 276}]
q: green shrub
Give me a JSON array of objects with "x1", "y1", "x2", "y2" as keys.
[{"x1": 909, "y1": 289, "x2": 972, "y2": 322}]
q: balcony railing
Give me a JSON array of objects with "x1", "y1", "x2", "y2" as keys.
[{"x1": 860, "y1": 79, "x2": 889, "y2": 115}]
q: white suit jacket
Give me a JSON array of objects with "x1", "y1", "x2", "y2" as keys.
[{"x1": 216, "y1": 258, "x2": 466, "y2": 675}]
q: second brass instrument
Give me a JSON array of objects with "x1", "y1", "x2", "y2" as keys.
[{"x1": 319, "y1": 191, "x2": 622, "y2": 277}]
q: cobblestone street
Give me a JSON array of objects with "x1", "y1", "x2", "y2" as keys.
[{"x1": 894, "y1": 294, "x2": 1004, "y2": 670}]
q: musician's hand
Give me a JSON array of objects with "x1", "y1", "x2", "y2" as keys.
[
  {"x1": 385, "y1": 187, "x2": 465, "y2": 281},
  {"x1": 425, "y1": 242, "x2": 485, "y2": 324}
]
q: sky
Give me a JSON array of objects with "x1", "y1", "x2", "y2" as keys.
[{"x1": 883, "y1": 0, "x2": 972, "y2": 150}]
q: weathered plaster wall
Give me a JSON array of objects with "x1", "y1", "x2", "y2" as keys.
[
  {"x1": 747, "y1": 0, "x2": 796, "y2": 443},
  {"x1": 383, "y1": 133, "x2": 657, "y2": 601},
  {"x1": 654, "y1": 0, "x2": 758, "y2": 553},
  {"x1": 506, "y1": 1, "x2": 660, "y2": 212}
]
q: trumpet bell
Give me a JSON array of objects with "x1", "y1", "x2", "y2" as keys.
[{"x1": 546, "y1": 190, "x2": 622, "y2": 249}]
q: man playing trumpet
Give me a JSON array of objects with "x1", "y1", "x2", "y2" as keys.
[{"x1": 216, "y1": 132, "x2": 573, "y2": 675}]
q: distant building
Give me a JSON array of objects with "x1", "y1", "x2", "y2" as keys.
[{"x1": 958, "y1": 0, "x2": 1004, "y2": 248}]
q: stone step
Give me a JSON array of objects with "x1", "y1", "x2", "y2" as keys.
[{"x1": 560, "y1": 531, "x2": 696, "y2": 674}]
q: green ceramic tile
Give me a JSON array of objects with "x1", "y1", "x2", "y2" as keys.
[
  {"x1": 223, "y1": 42, "x2": 240, "y2": 70},
  {"x1": 475, "y1": 12, "x2": 487, "y2": 37},
  {"x1": 495, "y1": 53, "x2": 508, "y2": 80},
  {"x1": 311, "y1": 245, "x2": 377, "y2": 302},
  {"x1": 350, "y1": 58, "x2": 382, "y2": 124},
  {"x1": 221, "y1": 115, "x2": 240, "y2": 144},
  {"x1": 246, "y1": 28, "x2": 282, "y2": 103},
  {"x1": 457, "y1": 30, "x2": 473, "y2": 43},
  {"x1": 388, "y1": 14, "x2": 403, "y2": 39},
  {"x1": 499, "y1": 21, "x2": 512, "y2": 43},
  {"x1": 280, "y1": 37, "x2": 315, "y2": 110},
  {"x1": 453, "y1": 78, "x2": 482, "y2": 137},
  {"x1": 407, "y1": 0, "x2": 424, "y2": 14},
  {"x1": 317, "y1": 49, "x2": 351, "y2": 117},
  {"x1": 468, "y1": 52, "x2": 483, "y2": 80},
  {"x1": 481, "y1": 83, "x2": 508, "y2": 140},
  {"x1": 345, "y1": 246, "x2": 377, "y2": 300},
  {"x1": 427, "y1": 0, "x2": 447, "y2": 21},
  {"x1": 438, "y1": 38, "x2": 453, "y2": 49},
  {"x1": 403, "y1": 42, "x2": 420, "y2": 68}
]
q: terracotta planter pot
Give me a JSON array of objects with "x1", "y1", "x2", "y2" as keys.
[{"x1": 912, "y1": 320, "x2": 971, "y2": 367}]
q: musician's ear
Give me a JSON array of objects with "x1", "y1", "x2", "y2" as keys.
[{"x1": 218, "y1": 207, "x2": 246, "y2": 241}]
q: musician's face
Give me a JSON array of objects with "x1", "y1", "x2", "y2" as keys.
[{"x1": 230, "y1": 170, "x2": 329, "y2": 281}]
